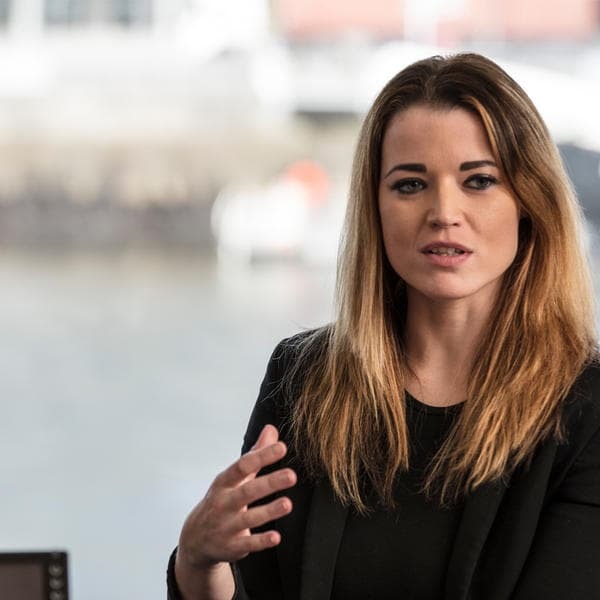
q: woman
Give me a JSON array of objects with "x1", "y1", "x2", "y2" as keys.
[{"x1": 168, "y1": 53, "x2": 600, "y2": 599}]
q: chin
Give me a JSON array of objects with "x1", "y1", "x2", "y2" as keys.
[{"x1": 408, "y1": 279, "x2": 502, "y2": 305}]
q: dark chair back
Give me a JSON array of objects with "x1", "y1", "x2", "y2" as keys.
[{"x1": 0, "y1": 552, "x2": 68, "y2": 600}]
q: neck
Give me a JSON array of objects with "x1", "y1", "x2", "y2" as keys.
[{"x1": 403, "y1": 289, "x2": 495, "y2": 406}]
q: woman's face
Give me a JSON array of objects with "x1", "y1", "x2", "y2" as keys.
[{"x1": 378, "y1": 104, "x2": 520, "y2": 307}]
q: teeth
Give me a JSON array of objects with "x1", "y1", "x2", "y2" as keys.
[{"x1": 428, "y1": 247, "x2": 465, "y2": 256}]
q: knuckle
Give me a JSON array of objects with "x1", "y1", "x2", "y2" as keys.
[
  {"x1": 249, "y1": 537, "x2": 263, "y2": 552},
  {"x1": 211, "y1": 470, "x2": 226, "y2": 488},
  {"x1": 238, "y1": 511, "x2": 254, "y2": 530},
  {"x1": 209, "y1": 490, "x2": 229, "y2": 513},
  {"x1": 269, "y1": 442, "x2": 284, "y2": 458},
  {"x1": 269, "y1": 498, "x2": 288, "y2": 518},
  {"x1": 239, "y1": 452, "x2": 260, "y2": 477},
  {"x1": 235, "y1": 482, "x2": 258, "y2": 509},
  {"x1": 230, "y1": 537, "x2": 252, "y2": 560},
  {"x1": 246, "y1": 535, "x2": 262, "y2": 552},
  {"x1": 237, "y1": 482, "x2": 254, "y2": 505},
  {"x1": 232, "y1": 458, "x2": 247, "y2": 479},
  {"x1": 269, "y1": 468, "x2": 294, "y2": 491},
  {"x1": 244, "y1": 481, "x2": 264, "y2": 504}
]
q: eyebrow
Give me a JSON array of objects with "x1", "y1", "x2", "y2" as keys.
[
  {"x1": 459, "y1": 160, "x2": 497, "y2": 171},
  {"x1": 383, "y1": 159, "x2": 497, "y2": 179},
  {"x1": 384, "y1": 163, "x2": 426, "y2": 178}
]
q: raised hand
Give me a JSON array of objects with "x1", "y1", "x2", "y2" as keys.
[{"x1": 176, "y1": 424, "x2": 297, "y2": 584}]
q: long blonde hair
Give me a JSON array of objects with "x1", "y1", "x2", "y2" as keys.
[{"x1": 288, "y1": 53, "x2": 597, "y2": 512}]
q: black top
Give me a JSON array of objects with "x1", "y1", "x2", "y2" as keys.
[
  {"x1": 331, "y1": 393, "x2": 464, "y2": 600},
  {"x1": 167, "y1": 334, "x2": 600, "y2": 600}
]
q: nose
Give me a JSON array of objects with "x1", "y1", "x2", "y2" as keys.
[{"x1": 426, "y1": 182, "x2": 463, "y2": 229}]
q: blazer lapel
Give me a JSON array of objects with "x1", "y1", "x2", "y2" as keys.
[
  {"x1": 300, "y1": 479, "x2": 348, "y2": 600},
  {"x1": 444, "y1": 479, "x2": 507, "y2": 600},
  {"x1": 295, "y1": 477, "x2": 506, "y2": 600}
]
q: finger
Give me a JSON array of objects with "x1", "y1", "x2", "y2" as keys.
[
  {"x1": 231, "y1": 530, "x2": 282, "y2": 558},
  {"x1": 215, "y1": 441, "x2": 287, "y2": 488},
  {"x1": 228, "y1": 468, "x2": 296, "y2": 509},
  {"x1": 231, "y1": 496, "x2": 293, "y2": 532},
  {"x1": 251, "y1": 424, "x2": 279, "y2": 451}
]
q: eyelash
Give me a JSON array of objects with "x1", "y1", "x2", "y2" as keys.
[
  {"x1": 466, "y1": 174, "x2": 499, "y2": 190},
  {"x1": 390, "y1": 174, "x2": 499, "y2": 195}
]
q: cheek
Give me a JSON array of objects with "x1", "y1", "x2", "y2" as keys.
[
  {"x1": 380, "y1": 213, "x2": 405, "y2": 254},
  {"x1": 487, "y1": 208, "x2": 520, "y2": 266},
  {"x1": 379, "y1": 199, "x2": 416, "y2": 247},
  {"x1": 380, "y1": 218, "x2": 415, "y2": 276}
]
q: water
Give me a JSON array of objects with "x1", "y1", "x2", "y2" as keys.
[
  {"x1": 0, "y1": 250, "x2": 335, "y2": 600},
  {"x1": 0, "y1": 246, "x2": 597, "y2": 600}
]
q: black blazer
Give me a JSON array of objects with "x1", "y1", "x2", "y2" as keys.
[{"x1": 168, "y1": 336, "x2": 600, "y2": 600}]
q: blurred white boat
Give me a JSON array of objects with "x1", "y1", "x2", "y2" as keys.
[{"x1": 210, "y1": 160, "x2": 345, "y2": 266}]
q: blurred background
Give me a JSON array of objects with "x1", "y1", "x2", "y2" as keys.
[{"x1": 0, "y1": 1, "x2": 598, "y2": 598}]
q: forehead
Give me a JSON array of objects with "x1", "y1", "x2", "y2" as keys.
[{"x1": 380, "y1": 105, "x2": 494, "y2": 166}]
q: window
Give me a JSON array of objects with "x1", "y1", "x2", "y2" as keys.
[
  {"x1": 0, "y1": 0, "x2": 11, "y2": 27},
  {"x1": 45, "y1": 0, "x2": 92, "y2": 25},
  {"x1": 109, "y1": 0, "x2": 151, "y2": 26},
  {"x1": 45, "y1": 0, "x2": 152, "y2": 27}
]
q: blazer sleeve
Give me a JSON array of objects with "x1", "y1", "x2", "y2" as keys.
[
  {"x1": 511, "y1": 399, "x2": 600, "y2": 598},
  {"x1": 167, "y1": 337, "x2": 296, "y2": 600},
  {"x1": 235, "y1": 337, "x2": 299, "y2": 599}
]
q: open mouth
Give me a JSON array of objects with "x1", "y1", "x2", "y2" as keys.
[{"x1": 425, "y1": 247, "x2": 466, "y2": 256}]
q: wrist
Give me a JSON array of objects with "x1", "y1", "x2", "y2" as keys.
[
  {"x1": 176, "y1": 544, "x2": 222, "y2": 574},
  {"x1": 174, "y1": 549, "x2": 235, "y2": 600}
]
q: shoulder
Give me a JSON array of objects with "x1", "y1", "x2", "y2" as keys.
[
  {"x1": 256, "y1": 327, "x2": 331, "y2": 406},
  {"x1": 265, "y1": 327, "x2": 330, "y2": 380},
  {"x1": 241, "y1": 327, "x2": 329, "y2": 453},
  {"x1": 562, "y1": 359, "x2": 600, "y2": 443},
  {"x1": 553, "y1": 359, "x2": 600, "y2": 474}
]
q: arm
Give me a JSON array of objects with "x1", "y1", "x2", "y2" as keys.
[
  {"x1": 168, "y1": 339, "x2": 297, "y2": 600},
  {"x1": 171, "y1": 424, "x2": 296, "y2": 600},
  {"x1": 512, "y1": 423, "x2": 600, "y2": 599}
]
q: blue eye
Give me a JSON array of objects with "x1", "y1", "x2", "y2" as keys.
[
  {"x1": 465, "y1": 174, "x2": 498, "y2": 190},
  {"x1": 390, "y1": 179, "x2": 426, "y2": 195}
]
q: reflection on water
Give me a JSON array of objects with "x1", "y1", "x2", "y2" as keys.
[{"x1": 0, "y1": 245, "x2": 597, "y2": 600}]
